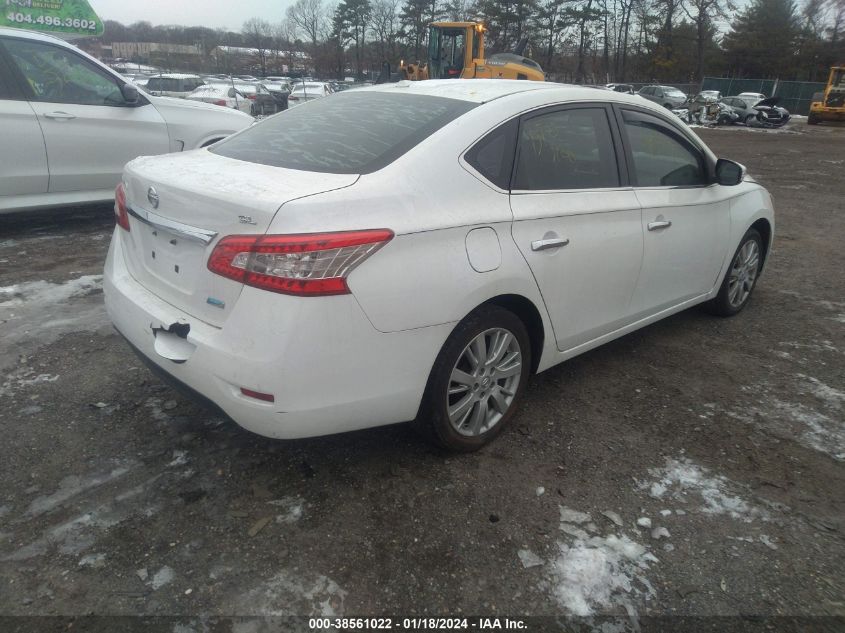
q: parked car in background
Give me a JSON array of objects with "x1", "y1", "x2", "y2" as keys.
[
  {"x1": 128, "y1": 74, "x2": 150, "y2": 88},
  {"x1": 251, "y1": 83, "x2": 289, "y2": 115},
  {"x1": 606, "y1": 83, "x2": 634, "y2": 94},
  {"x1": 0, "y1": 27, "x2": 253, "y2": 213},
  {"x1": 145, "y1": 74, "x2": 205, "y2": 98},
  {"x1": 186, "y1": 83, "x2": 252, "y2": 114},
  {"x1": 749, "y1": 96, "x2": 790, "y2": 127},
  {"x1": 737, "y1": 92, "x2": 767, "y2": 107},
  {"x1": 263, "y1": 79, "x2": 292, "y2": 94},
  {"x1": 638, "y1": 85, "x2": 688, "y2": 108},
  {"x1": 288, "y1": 81, "x2": 334, "y2": 106},
  {"x1": 722, "y1": 96, "x2": 762, "y2": 124},
  {"x1": 105, "y1": 80, "x2": 773, "y2": 451}
]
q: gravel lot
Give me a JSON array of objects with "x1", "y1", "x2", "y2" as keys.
[{"x1": 1, "y1": 121, "x2": 843, "y2": 629}]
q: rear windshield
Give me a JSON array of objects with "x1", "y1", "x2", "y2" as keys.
[{"x1": 211, "y1": 91, "x2": 477, "y2": 174}]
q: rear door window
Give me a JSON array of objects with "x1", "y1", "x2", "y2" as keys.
[
  {"x1": 212, "y1": 91, "x2": 476, "y2": 174},
  {"x1": 512, "y1": 107, "x2": 620, "y2": 191}
]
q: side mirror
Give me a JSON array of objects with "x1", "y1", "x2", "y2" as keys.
[
  {"x1": 228, "y1": 88, "x2": 237, "y2": 98},
  {"x1": 121, "y1": 83, "x2": 140, "y2": 105},
  {"x1": 715, "y1": 158, "x2": 745, "y2": 186}
]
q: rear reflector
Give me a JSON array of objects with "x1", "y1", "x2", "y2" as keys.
[
  {"x1": 114, "y1": 182, "x2": 130, "y2": 231},
  {"x1": 207, "y1": 230, "x2": 394, "y2": 296},
  {"x1": 240, "y1": 388, "x2": 274, "y2": 402}
]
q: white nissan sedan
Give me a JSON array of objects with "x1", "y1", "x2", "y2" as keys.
[{"x1": 104, "y1": 80, "x2": 774, "y2": 451}]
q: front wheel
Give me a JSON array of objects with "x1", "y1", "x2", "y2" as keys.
[
  {"x1": 415, "y1": 305, "x2": 531, "y2": 451},
  {"x1": 705, "y1": 228, "x2": 763, "y2": 317}
]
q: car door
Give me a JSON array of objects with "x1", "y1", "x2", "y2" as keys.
[
  {"x1": 616, "y1": 107, "x2": 731, "y2": 316},
  {"x1": 0, "y1": 44, "x2": 48, "y2": 200},
  {"x1": 2, "y1": 37, "x2": 171, "y2": 194},
  {"x1": 508, "y1": 105, "x2": 644, "y2": 352}
]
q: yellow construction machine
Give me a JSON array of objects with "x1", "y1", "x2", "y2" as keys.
[
  {"x1": 808, "y1": 66, "x2": 845, "y2": 124},
  {"x1": 395, "y1": 22, "x2": 545, "y2": 82}
]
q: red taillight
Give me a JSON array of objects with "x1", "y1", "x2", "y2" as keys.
[
  {"x1": 248, "y1": 94, "x2": 256, "y2": 100},
  {"x1": 288, "y1": 96, "x2": 299, "y2": 101},
  {"x1": 213, "y1": 99, "x2": 227, "y2": 106},
  {"x1": 114, "y1": 182, "x2": 130, "y2": 232},
  {"x1": 207, "y1": 230, "x2": 394, "y2": 297}
]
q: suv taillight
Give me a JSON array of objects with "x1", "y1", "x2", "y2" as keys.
[
  {"x1": 115, "y1": 183, "x2": 130, "y2": 231},
  {"x1": 207, "y1": 230, "x2": 394, "y2": 296}
]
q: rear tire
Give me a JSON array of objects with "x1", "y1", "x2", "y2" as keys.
[
  {"x1": 808, "y1": 113, "x2": 819, "y2": 125},
  {"x1": 414, "y1": 305, "x2": 531, "y2": 452},
  {"x1": 704, "y1": 228, "x2": 763, "y2": 317}
]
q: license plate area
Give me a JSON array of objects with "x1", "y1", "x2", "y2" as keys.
[{"x1": 138, "y1": 226, "x2": 206, "y2": 294}]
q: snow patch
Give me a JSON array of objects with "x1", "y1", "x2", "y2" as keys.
[
  {"x1": 518, "y1": 549, "x2": 543, "y2": 568},
  {"x1": 150, "y1": 566, "x2": 175, "y2": 590},
  {"x1": 268, "y1": 496, "x2": 304, "y2": 524},
  {"x1": 796, "y1": 374, "x2": 845, "y2": 409},
  {"x1": 0, "y1": 274, "x2": 107, "y2": 371},
  {"x1": 26, "y1": 466, "x2": 132, "y2": 518},
  {"x1": 548, "y1": 530, "x2": 657, "y2": 616},
  {"x1": 538, "y1": 505, "x2": 659, "y2": 616},
  {"x1": 643, "y1": 458, "x2": 766, "y2": 521},
  {"x1": 231, "y1": 572, "x2": 347, "y2": 616}
]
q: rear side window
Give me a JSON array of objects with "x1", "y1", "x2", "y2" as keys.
[
  {"x1": 464, "y1": 118, "x2": 517, "y2": 190},
  {"x1": 622, "y1": 110, "x2": 707, "y2": 187},
  {"x1": 513, "y1": 107, "x2": 620, "y2": 191},
  {"x1": 212, "y1": 91, "x2": 476, "y2": 174}
]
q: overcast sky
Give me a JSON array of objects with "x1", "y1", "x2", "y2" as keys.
[{"x1": 91, "y1": 0, "x2": 293, "y2": 31}]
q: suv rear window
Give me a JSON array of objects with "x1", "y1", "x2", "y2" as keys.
[{"x1": 211, "y1": 91, "x2": 476, "y2": 174}]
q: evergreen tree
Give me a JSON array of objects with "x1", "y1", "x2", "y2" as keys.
[{"x1": 722, "y1": 0, "x2": 800, "y2": 78}]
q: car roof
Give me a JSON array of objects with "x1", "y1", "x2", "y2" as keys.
[
  {"x1": 0, "y1": 26, "x2": 68, "y2": 44},
  {"x1": 362, "y1": 79, "x2": 657, "y2": 106}
]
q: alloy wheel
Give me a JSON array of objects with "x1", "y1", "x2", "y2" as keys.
[
  {"x1": 728, "y1": 239, "x2": 760, "y2": 308},
  {"x1": 446, "y1": 328, "x2": 522, "y2": 437}
]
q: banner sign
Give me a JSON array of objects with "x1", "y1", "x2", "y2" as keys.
[{"x1": 2, "y1": 0, "x2": 104, "y2": 37}]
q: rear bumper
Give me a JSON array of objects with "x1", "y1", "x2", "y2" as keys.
[{"x1": 103, "y1": 230, "x2": 453, "y2": 439}]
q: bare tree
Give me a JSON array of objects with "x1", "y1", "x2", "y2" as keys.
[
  {"x1": 371, "y1": 0, "x2": 401, "y2": 62},
  {"x1": 242, "y1": 17, "x2": 272, "y2": 75},
  {"x1": 287, "y1": 0, "x2": 327, "y2": 49},
  {"x1": 682, "y1": 0, "x2": 732, "y2": 81}
]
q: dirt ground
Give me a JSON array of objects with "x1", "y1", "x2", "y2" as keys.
[{"x1": 0, "y1": 120, "x2": 843, "y2": 630}]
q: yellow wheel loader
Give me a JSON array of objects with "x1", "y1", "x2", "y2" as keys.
[
  {"x1": 387, "y1": 22, "x2": 545, "y2": 83},
  {"x1": 808, "y1": 67, "x2": 845, "y2": 124}
]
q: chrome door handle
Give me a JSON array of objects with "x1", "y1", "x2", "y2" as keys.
[
  {"x1": 531, "y1": 237, "x2": 570, "y2": 251},
  {"x1": 43, "y1": 111, "x2": 76, "y2": 120},
  {"x1": 647, "y1": 220, "x2": 672, "y2": 231}
]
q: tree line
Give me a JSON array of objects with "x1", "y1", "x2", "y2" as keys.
[{"x1": 97, "y1": 0, "x2": 845, "y2": 83}]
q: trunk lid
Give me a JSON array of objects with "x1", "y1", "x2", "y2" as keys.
[{"x1": 120, "y1": 149, "x2": 358, "y2": 327}]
